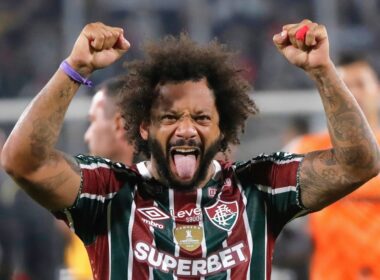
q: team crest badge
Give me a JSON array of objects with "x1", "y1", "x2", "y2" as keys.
[
  {"x1": 205, "y1": 200, "x2": 239, "y2": 231},
  {"x1": 174, "y1": 225, "x2": 203, "y2": 252}
]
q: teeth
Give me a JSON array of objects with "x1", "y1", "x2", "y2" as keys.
[
  {"x1": 175, "y1": 148, "x2": 196, "y2": 153},
  {"x1": 171, "y1": 148, "x2": 198, "y2": 155}
]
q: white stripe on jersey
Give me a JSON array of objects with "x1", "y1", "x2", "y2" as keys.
[
  {"x1": 127, "y1": 186, "x2": 137, "y2": 280},
  {"x1": 149, "y1": 202, "x2": 158, "y2": 280},
  {"x1": 216, "y1": 183, "x2": 233, "y2": 280},
  {"x1": 169, "y1": 189, "x2": 179, "y2": 280},
  {"x1": 252, "y1": 154, "x2": 303, "y2": 165},
  {"x1": 79, "y1": 192, "x2": 117, "y2": 203},
  {"x1": 234, "y1": 170, "x2": 253, "y2": 280},
  {"x1": 79, "y1": 162, "x2": 111, "y2": 170},
  {"x1": 256, "y1": 185, "x2": 297, "y2": 195},
  {"x1": 264, "y1": 203, "x2": 268, "y2": 280},
  {"x1": 196, "y1": 188, "x2": 207, "y2": 280},
  {"x1": 107, "y1": 201, "x2": 112, "y2": 280}
]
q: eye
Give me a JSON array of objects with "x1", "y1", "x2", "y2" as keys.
[
  {"x1": 195, "y1": 115, "x2": 211, "y2": 124},
  {"x1": 161, "y1": 114, "x2": 178, "y2": 124}
]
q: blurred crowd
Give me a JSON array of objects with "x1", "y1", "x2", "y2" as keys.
[{"x1": 0, "y1": 0, "x2": 379, "y2": 99}]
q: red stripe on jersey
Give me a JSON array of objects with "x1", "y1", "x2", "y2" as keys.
[
  {"x1": 81, "y1": 167, "x2": 125, "y2": 195},
  {"x1": 87, "y1": 234, "x2": 109, "y2": 280},
  {"x1": 131, "y1": 191, "x2": 156, "y2": 279},
  {"x1": 219, "y1": 169, "x2": 251, "y2": 279},
  {"x1": 249, "y1": 160, "x2": 300, "y2": 189},
  {"x1": 266, "y1": 229, "x2": 276, "y2": 280},
  {"x1": 173, "y1": 190, "x2": 204, "y2": 259}
]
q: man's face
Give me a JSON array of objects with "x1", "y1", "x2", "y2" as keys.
[
  {"x1": 141, "y1": 79, "x2": 222, "y2": 190},
  {"x1": 84, "y1": 90, "x2": 117, "y2": 158},
  {"x1": 339, "y1": 62, "x2": 379, "y2": 115}
]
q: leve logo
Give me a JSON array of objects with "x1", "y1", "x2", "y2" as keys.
[{"x1": 205, "y1": 200, "x2": 238, "y2": 231}]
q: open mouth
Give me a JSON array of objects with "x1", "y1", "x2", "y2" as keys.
[{"x1": 169, "y1": 146, "x2": 201, "y2": 180}]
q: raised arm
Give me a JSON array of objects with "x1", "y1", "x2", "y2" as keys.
[
  {"x1": 1, "y1": 22, "x2": 130, "y2": 210},
  {"x1": 273, "y1": 19, "x2": 380, "y2": 211}
]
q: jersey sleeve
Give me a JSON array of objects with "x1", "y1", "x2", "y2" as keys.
[
  {"x1": 236, "y1": 152, "x2": 310, "y2": 236},
  {"x1": 53, "y1": 154, "x2": 135, "y2": 245}
]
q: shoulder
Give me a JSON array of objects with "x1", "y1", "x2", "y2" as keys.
[
  {"x1": 75, "y1": 154, "x2": 140, "y2": 189},
  {"x1": 233, "y1": 152, "x2": 304, "y2": 186},
  {"x1": 235, "y1": 152, "x2": 303, "y2": 167},
  {"x1": 76, "y1": 154, "x2": 138, "y2": 174}
]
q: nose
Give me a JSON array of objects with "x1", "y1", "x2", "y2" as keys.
[{"x1": 175, "y1": 116, "x2": 197, "y2": 140}]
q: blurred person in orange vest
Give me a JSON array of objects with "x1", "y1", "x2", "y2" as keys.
[
  {"x1": 63, "y1": 76, "x2": 135, "y2": 280},
  {"x1": 287, "y1": 54, "x2": 380, "y2": 280}
]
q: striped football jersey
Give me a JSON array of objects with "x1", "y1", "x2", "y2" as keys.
[{"x1": 55, "y1": 152, "x2": 307, "y2": 280}]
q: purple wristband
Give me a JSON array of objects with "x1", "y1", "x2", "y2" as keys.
[{"x1": 59, "y1": 60, "x2": 93, "y2": 87}]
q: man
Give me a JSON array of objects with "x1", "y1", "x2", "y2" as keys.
[
  {"x1": 84, "y1": 76, "x2": 135, "y2": 165},
  {"x1": 64, "y1": 76, "x2": 136, "y2": 280},
  {"x1": 285, "y1": 55, "x2": 380, "y2": 279},
  {"x1": 1, "y1": 20, "x2": 379, "y2": 279},
  {"x1": 74, "y1": 76, "x2": 135, "y2": 278}
]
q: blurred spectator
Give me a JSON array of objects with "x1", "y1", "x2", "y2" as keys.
[
  {"x1": 283, "y1": 54, "x2": 380, "y2": 279},
  {"x1": 84, "y1": 76, "x2": 135, "y2": 164},
  {"x1": 0, "y1": 0, "x2": 60, "y2": 98},
  {"x1": 272, "y1": 116, "x2": 312, "y2": 280},
  {"x1": 0, "y1": 129, "x2": 15, "y2": 280},
  {"x1": 0, "y1": 128, "x2": 65, "y2": 280},
  {"x1": 63, "y1": 76, "x2": 136, "y2": 280},
  {"x1": 1, "y1": 1, "x2": 380, "y2": 97}
]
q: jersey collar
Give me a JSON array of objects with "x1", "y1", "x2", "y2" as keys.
[{"x1": 136, "y1": 160, "x2": 222, "y2": 182}]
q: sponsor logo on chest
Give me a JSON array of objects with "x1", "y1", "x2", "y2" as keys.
[
  {"x1": 170, "y1": 207, "x2": 202, "y2": 223},
  {"x1": 137, "y1": 206, "x2": 170, "y2": 229},
  {"x1": 134, "y1": 241, "x2": 247, "y2": 277}
]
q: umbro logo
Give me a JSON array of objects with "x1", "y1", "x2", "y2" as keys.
[{"x1": 137, "y1": 207, "x2": 170, "y2": 221}]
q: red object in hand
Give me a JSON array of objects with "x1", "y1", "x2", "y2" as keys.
[
  {"x1": 13, "y1": 273, "x2": 31, "y2": 280},
  {"x1": 295, "y1": 25, "x2": 309, "y2": 41}
]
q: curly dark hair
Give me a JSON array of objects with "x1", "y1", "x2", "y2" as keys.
[{"x1": 119, "y1": 33, "x2": 259, "y2": 157}]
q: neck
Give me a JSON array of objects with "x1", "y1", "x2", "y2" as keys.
[{"x1": 111, "y1": 149, "x2": 134, "y2": 166}]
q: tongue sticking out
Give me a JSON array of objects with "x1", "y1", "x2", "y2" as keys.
[{"x1": 173, "y1": 154, "x2": 197, "y2": 179}]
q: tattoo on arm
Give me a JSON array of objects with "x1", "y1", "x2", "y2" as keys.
[
  {"x1": 300, "y1": 68, "x2": 380, "y2": 210},
  {"x1": 29, "y1": 84, "x2": 76, "y2": 166},
  {"x1": 316, "y1": 73, "x2": 379, "y2": 171},
  {"x1": 15, "y1": 170, "x2": 73, "y2": 209},
  {"x1": 300, "y1": 151, "x2": 360, "y2": 210}
]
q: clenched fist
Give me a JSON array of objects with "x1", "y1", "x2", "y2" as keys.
[
  {"x1": 273, "y1": 19, "x2": 332, "y2": 73},
  {"x1": 66, "y1": 22, "x2": 130, "y2": 77}
]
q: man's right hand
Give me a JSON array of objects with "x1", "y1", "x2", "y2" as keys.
[{"x1": 66, "y1": 22, "x2": 130, "y2": 77}]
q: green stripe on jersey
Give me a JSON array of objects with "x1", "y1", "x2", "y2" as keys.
[{"x1": 110, "y1": 183, "x2": 136, "y2": 280}]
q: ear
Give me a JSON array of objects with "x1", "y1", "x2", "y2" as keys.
[
  {"x1": 113, "y1": 113, "x2": 126, "y2": 138},
  {"x1": 140, "y1": 121, "x2": 149, "y2": 141},
  {"x1": 114, "y1": 112, "x2": 124, "y2": 131}
]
